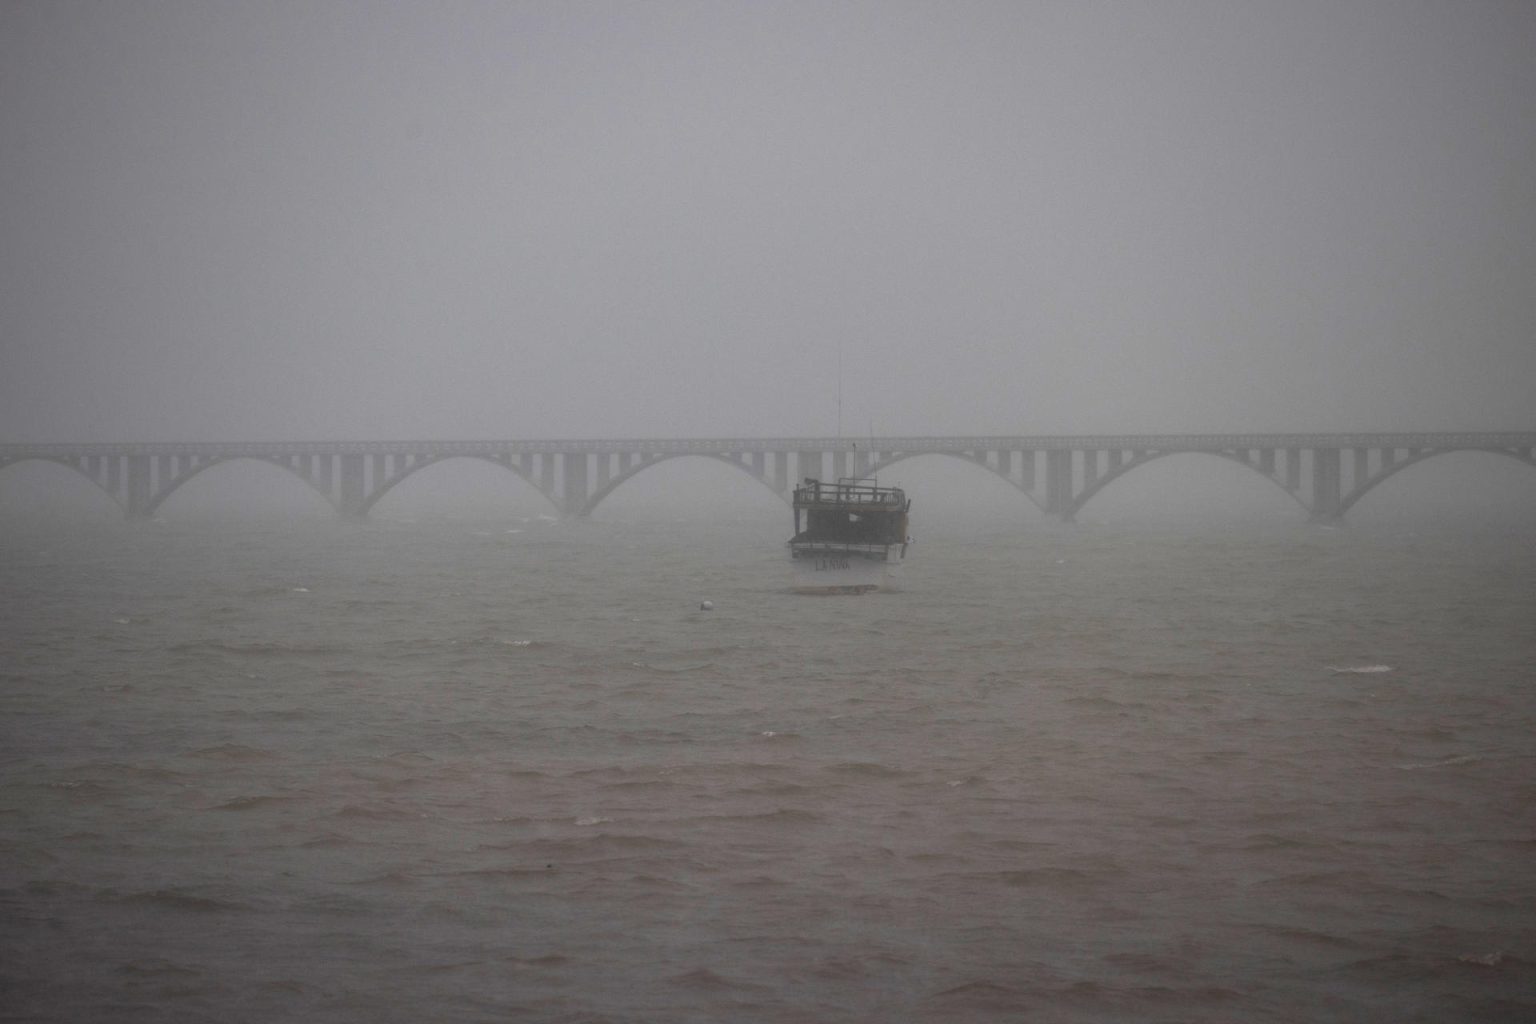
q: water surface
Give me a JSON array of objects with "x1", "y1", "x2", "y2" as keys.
[{"x1": 2, "y1": 513, "x2": 1532, "y2": 1022}]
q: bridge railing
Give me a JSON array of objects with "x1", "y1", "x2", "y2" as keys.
[{"x1": 3, "y1": 432, "x2": 1534, "y2": 459}]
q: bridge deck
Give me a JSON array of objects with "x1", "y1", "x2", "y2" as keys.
[{"x1": 3, "y1": 432, "x2": 1534, "y2": 458}]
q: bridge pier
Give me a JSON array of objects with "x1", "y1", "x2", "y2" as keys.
[
  {"x1": 797, "y1": 450, "x2": 822, "y2": 485},
  {"x1": 595, "y1": 453, "x2": 611, "y2": 494},
  {"x1": 1045, "y1": 449, "x2": 1074, "y2": 520},
  {"x1": 338, "y1": 454, "x2": 367, "y2": 517},
  {"x1": 563, "y1": 453, "x2": 589, "y2": 516},
  {"x1": 317, "y1": 454, "x2": 334, "y2": 497},
  {"x1": 1309, "y1": 447, "x2": 1343, "y2": 522},
  {"x1": 125, "y1": 455, "x2": 152, "y2": 519},
  {"x1": 852, "y1": 447, "x2": 872, "y2": 478},
  {"x1": 1018, "y1": 450, "x2": 1036, "y2": 494}
]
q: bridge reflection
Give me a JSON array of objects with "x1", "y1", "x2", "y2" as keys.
[{"x1": 2, "y1": 434, "x2": 1533, "y2": 522}]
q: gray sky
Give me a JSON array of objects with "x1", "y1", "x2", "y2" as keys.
[{"x1": 3, "y1": 0, "x2": 1533, "y2": 442}]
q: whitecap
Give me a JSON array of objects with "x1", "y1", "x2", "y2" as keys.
[
  {"x1": 1397, "y1": 754, "x2": 1480, "y2": 771},
  {"x1": 1325, "y1": 665, "x2": 1392, "y2": 674},
  {"x1": 574, "y1": 816, "x2": 610, "y2": 826},
  {"x1": 291, "y1": 587, "x2": 310, "y2": 593}
]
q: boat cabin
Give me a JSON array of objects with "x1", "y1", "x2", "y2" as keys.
[{"x1": 790, "y1": 478, "x2": 910, "y2": 551}]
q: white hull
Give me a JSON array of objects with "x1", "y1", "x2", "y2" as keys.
[{"x1": 789, "y1": 546, "x2": 902, "y2": 594}]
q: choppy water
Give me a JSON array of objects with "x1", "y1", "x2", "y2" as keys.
[{"x1": 2, "y1": 512, "x2": 1533, "y2": 1022}]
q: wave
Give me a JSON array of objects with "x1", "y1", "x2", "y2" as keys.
[
  {"x1": 349, "y1": 869, "x2": 421, "y2": 887},
  {"x1": 597, "y1": 779, "x2": 681, "y2": 793},
  {"x1": 962, "y1": 866, "x2": 1110, "y2": 889},
  {"x1": 503, "y1": 953, "x2": 570, "y2": 967},
  {"x1": 1396, "y1": 753, "x2": 1483, "y2": 770},
  {"x1": 210, "y1": 793, "x2": 309, "y2": 812},
  {"x1": 627, "y1": 660, "x2": 718, "y2": 674},
  {"x1": 167, "y1": 640, "x2": 344, "y2": 658},
  {"x1": 331, "y1": 802, "x2": 420, "y2": 821},
  {"x1": 1254, "y1": 924, "x2": 1364, "y2": 950},
  {"x1": 240, "y1": 584, "x2": 314, "y2": 598},
  {"x1": 444, "y1": 866, "x2": 558, "y2": 881},
  {"x1": 107, "y1": 888, "x2": 255, "y2": 913},
  {"x1": 821, "y1": 761, "x2": 908, "y2": 778},
  {"x1": 40, "y1": 779, "x2": 120, "y2": 800},
  {"x1": 923, "y1": 980, "x2": 1031, "y2": 1011},
  {"x1": 486, "y1": 834, "x2": 689, "y2": 858},
  {"x1": 181, "y1": 743, "x2": 275, "y2": 762},
  {"x1": 666, "y1": 967, "x2": 771, "y2": 993},
  {"x1": 1063, "y1": 694, "x2": 1138, "y2": 711},
  {"x1": 1236, "y1": 832, "x2": 1337, "y2": 851},
  {"x1": 1332, "y1": 950, "x2": 1531, "y2": 983},
  {"x1": 695, "y1": 808, "x2": 824, "y2": 826},
  {"x1": 1396, "y1": 752, "x2": 1536, "y2": 770},
  {"x1": 394, "y1": 959, "x2": 485, "y2": 975},
  {"x1": 114, "y1": 958, "x2": 206, "y2": 978},
  {"x1": 723, "y1": 781, "x2": 817, "y2": 797}
]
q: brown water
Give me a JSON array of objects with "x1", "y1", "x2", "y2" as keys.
[{"x1": 2, "y1": 512, "x2": 1533, "y2": 1022}]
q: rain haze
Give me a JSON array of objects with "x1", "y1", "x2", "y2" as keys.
[
  {"x1": 3, "y1": 0, "x2": 1534, "y2": 444},
  {"x1": 3, "y1": 5, "x2": 1536, "y2": 1024}
]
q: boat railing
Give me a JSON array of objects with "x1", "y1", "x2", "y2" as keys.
[{"x1": 793, "y1": 478, "x2": 905, "y2": 507}]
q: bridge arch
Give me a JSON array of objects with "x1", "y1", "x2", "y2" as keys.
[
  {"x1": 581, "y1": 452, "x2": 787, "y2": 517},
  {"x1": 863, "y1": 451, "x2": 1049, "y2": 514},
  {"x1": 145, "y1": 456, "x2": 335, "y2": 517},
  {"x1": 359, "y1": 454, "x2": 558, "y2": 516},
  {"x1": 1338, "y1": 446, "x2": 1536, "y2": 517},
  {"x1": 1068, "y1": 450, "x2": 1311, "y2": 520},
  {"x1": 0, "y1": 456, "x2": 124, "y2": 515}
]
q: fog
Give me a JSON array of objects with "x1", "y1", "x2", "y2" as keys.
[
  {"x1": 5, "y1": 12, "x2": 1536, "y2": 1017},
  {"x1": 3, "y1": 1, "x2": 1534, "y2": 445}
]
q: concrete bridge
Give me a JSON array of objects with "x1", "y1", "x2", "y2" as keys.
[{"x1": 2, "y1": 433, "x2": 1533, "y2": 522}]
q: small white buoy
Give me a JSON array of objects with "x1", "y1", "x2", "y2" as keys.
[{"x1": 699, "y1": 600, "x2": 714, "y2": 611}]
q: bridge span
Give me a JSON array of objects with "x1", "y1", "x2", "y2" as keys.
[{"x1": 2, "y1": 434, "x2": 1533, "y2": 522}]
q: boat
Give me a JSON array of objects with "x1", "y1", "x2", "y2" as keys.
[{"x1": 788, "y1": 477, "x2": 910, "y2": 594}]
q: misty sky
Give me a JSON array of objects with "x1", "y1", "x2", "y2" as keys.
[{"x1": 3, "y1": 1, "x2": 1533, "y2": 442}]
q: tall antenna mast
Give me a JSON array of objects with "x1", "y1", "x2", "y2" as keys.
[{"x1": 836, "y1": 342, "x2": 843, "y2": 441}]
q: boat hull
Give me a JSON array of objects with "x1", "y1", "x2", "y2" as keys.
[{"x1": 789, "y1": 546, "x2": 902, "y2": 595}]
